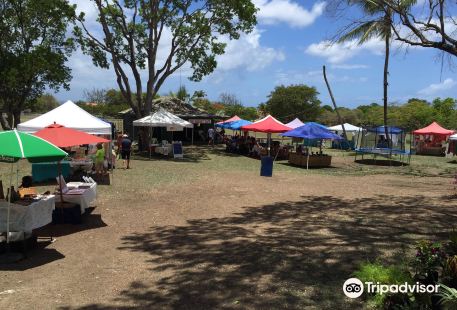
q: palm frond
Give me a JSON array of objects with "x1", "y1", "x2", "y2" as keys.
[{"x1": 338, "y1": 21, "x2": 378, "y2": 44}]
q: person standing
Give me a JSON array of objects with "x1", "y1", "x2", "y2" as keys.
[
  {"x1": 95, "y1": 143, "x2": 105, "y2": 174},
  {"x1": 121, "y1": 134, "x2": 132, "y2": 169},
  {"x1": 208, "y1": 127, "x2": 215, "y2": 146}
]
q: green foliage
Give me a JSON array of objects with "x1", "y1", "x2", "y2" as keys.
[
  {"x1": 74, "y1": 0, "x2": 257, "y2": 118},
  {"x1": 0, "y1": 0, "x2": 76, "y2": 129},
  {"x1": 76, "y1": 102, "x2": 130, "y2": 118},
  {"x1": 438, "y1": 284, "x2": 457, "y2": 310},
  {"x1": 411, "y1": 241, "x2": 447, "y2": 281},
  {"x1": 262, "y1": 84, "x2": 322, "y2": 123},
  {"x1": 31, "y1": 94, "x2": 59, "y2": 113},
  {"x1": 192, "y1": 93, "x2": 258, "y2": 120},
  {"x1": 354, "y1": 262, "x2": 412, "y2": 308},
  {"x1": 176, "y1": 86, "x2": 190, "y2": 103}
]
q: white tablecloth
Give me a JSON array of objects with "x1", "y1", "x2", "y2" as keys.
[
  {"x1": 69, "y1": 159, "x2": 93, "y2": 172},
  {"x1": 0, "y1": 195, "x2": 55, "y2": 234},
  {"x1": 155, "y1": 145, "x2": 173, "y2": 155},
  {"x1": 56, "y1": 182, "x2": 97, "y2": 214}
]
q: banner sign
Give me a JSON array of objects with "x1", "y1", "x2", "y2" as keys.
[{"x1": 188, "y1": 119, "x2": 211, "y2": 124}]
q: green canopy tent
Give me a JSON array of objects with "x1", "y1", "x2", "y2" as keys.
[{"x1": 0, "y1": 130, "x2": 66, "y2": 261}]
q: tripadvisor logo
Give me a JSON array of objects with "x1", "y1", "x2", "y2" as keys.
[{"x1": 343, "y1": 278, "x2": 440, "y2": 299}]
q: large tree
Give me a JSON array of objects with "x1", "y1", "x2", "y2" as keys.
[
  {"x1": 0, "y1": 0, "x2": 76, "y2": 129},
  {"x1": 74, "y1": 0, "x2": 257, "y2": 121},
  {"x1": 378, "y1": 0, "x2": 457, "y2": 57},
  {"x1": 262, "y1": 85, "x2": 322, "y2": 123}
]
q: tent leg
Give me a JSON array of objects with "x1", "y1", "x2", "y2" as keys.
[
  {"x1": 6, "y1": 164, "x2": 13, "y2": 244},
  {"x1": 192, "y1": 128, "x2": 194, "y2": 146},
  {"x1": 0, "y1": 163, "x2": 24, "y2": 263},
  {"x1": 306, "y1": 153, "x2": 309, "y2": 170}
]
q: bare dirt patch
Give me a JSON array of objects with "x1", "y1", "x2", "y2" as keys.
[{"x1": 0, "y1": 148, "x2": 456, "y2": 309}]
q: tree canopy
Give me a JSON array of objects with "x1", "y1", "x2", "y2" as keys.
[
  {"x1": 0, "y1": 0, "x2": 76, "y2": 129},
  {"x1": 262, "y1": 85, "x2": 322, "y2": 123},
  {"x1": 74, "y1": 0, "x2": 258, "y2": 120}
]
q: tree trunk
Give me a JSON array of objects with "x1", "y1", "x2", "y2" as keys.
[
  {"x1": 383, "y1": 13, "x2": 391, "y2": 147},
  {"x1": 323, "y1": 65, "x2": 348, "y2": 141},
  {"x1": 13, "y1": 110, "x2": 21, "y2": 128},
  {"x1": 0, "y1": 113, "x2": 11, "y2": 130}
]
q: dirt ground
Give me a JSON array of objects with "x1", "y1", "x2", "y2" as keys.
[{"x1": 1, "y1": 147, "x2": 456, "y2": 309}]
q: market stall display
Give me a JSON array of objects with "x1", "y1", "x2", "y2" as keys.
[
  {"x1": 412, "y1": 122, "x2": 454, "y2": 156},
  {"x1": 0, "y1": 130, "x2": 67, "y2": 261},
  {"x1": 133, "y1": 108, "x2": 193, "y2": 157},
  {"x1": 55, "y1": 182, "x2": 97, "y2": 214},
  {"x1": 282, "y1": 122, "x2": 342, "y2": 169},
  {"x1": 0, "y1": 195, "x2": 55, "y2": 240}
]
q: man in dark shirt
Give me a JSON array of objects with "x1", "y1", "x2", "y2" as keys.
[{"x1": 121, "y1": 134, "x2": 132, "y2": 169}]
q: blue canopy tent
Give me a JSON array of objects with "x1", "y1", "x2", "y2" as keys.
[
  {"x1": 281, "y1": 123, "x2": 342, "y2": 169},
  {"x1": 368, "y1": 126, "x2": 403, "y2": 134},
  {"x1": 282, "y1": 123, "x2": 342, "y2": 140},
  {"x1": 221, "y1": 119, "x2": 253, "y2": 130}
]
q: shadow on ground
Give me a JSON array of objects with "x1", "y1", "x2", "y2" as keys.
[
  {"x1": 355, "y1": 159, "x2": 409, "y2": 167},
  {"x1": 62, "y1": 195, "x2": 456, "y2": 309}
]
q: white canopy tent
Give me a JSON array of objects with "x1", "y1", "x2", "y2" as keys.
[
  {"x1": 132, "y1": 108, "x2": 194, "y2": 151},
  {"x1": 17, "y1": 100, "x2": 112, "y2": 136},
  {"x1": 327, "y1": 123, "x2": 361, "y2": 133},
  {"x1": 133, "y1": 108, "x2": 193, "y2": 129}
]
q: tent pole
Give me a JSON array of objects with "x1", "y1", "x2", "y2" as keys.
[
  {"x1": 6, "y1": 163, "x2": 13, "y2": 244},
  {"x1": 306, "y1": 152, "x2": 309, "y2": 170},
  {"x1": 192, "y1": 128, "x2": 194, "y2": 146},
  {"x1": 267, "y1": 133, "x2": 271, "y2": 156}
]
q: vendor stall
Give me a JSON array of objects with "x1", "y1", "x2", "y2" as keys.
[
  {"x1": 55, "y1": 182, "x2": 97, "y2": 214},
  {"x1": 0, "y1": 195, "x2": 55, "y2": 240},
  {"x1": 281, "y1": 122, "x2": 342, "y2": 169},
  {"x1": 0, "y1": 130, "x2": 67, "y2": 261},
  {"x1": 133, "y1": 108, "x2": 193, "y2": 157},
  {"x1": 412, "y1": 122, "x2": 454, "y2": 156}
]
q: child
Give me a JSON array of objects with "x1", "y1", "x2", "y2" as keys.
[{"x1": 95, "y1": 143, "x2": 105, "y2": 174}]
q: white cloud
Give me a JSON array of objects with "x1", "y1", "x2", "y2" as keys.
[
  {"x1": 275, "y1": 69, "x2": 368, "y2": 85},
  {"x1": 253, "y1": 0, "x2": 326, "y2": 28},
  {"x1": 216, "y1": 28, "x2": 285, "y2": 72},
  {"x1": 418, "y1": 78, "x2": 457, "y2": 96},
  {"x1": 305, "y1": 39, "x2": 385, "y2": 64},
  {"x1": 331, "y1": 64, "x2": 369, "y2": 70}
]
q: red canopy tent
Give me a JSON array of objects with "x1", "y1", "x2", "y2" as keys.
[
  {"x1": 412, "y1": 122, "x2": 455, "y2": 156},
  {"x1": 34, "y1": 123, "x2": 109, "y2": 147},
  {"x1": 241, "y1": 115, "x2": 291, "y2": 156},
  {"x1": 412, "y1": 122, "x2": 454, "y2": 135},
  {"x1": 34, "y1": 123, "x2": 110, "y2": 203},
  {"x1": 241, "y1": 115, "x2": 291, "y2": 133},
  {"x1": 216, "y1": 115, "x2": 241, "y2": 125}
]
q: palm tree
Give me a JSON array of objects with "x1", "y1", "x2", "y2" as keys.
[{"x1": 338, "y1": 1, "x2": 392, "y2": 144}]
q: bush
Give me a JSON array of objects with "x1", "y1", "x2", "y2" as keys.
[{"x1": 354, "y1": 262, "x2": 412, "y2": 308}]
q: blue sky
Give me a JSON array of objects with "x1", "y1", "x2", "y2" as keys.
[{"x1": 57, "y1": 0, "x2": 457, "y2": 109}]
